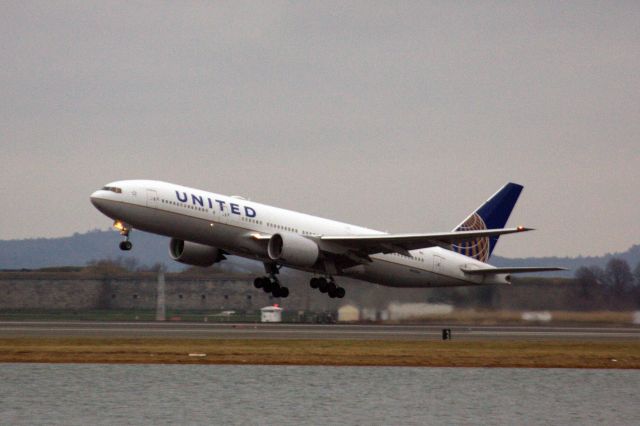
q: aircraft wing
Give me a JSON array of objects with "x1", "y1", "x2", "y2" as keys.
[
  {"x1": 320, "y1": 227, "x2": 532, "y2": 257},
  {"x1": 460, "y1": 266, "x2": 567, "y2": 275}
]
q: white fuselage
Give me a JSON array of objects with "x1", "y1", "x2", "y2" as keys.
[{"x1": 90, "y1": 180, "x2": 507, "y2": 288}]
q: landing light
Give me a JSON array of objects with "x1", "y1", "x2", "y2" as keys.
[{"x1": 113, "y1": 221, "x2": 125, "y2": 231}]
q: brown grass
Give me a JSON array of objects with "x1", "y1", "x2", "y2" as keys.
[
  {"x1": 1, "y1": 338, "x2": 639, "y2": 369},
  {"x1": 390, "y1": 309, "x2": 634, "y2": 325}
]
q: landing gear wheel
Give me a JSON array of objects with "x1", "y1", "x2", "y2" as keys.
[
  {"x1": 318, "y1": 278, "x2": 329, "y2": 293},
  {"x1": 310, "y1": 277, "x2": 319, "y2": 289},
  {"x1": 119, "y1": 241, "x2": 132, "y2": 251},
  {"x1": 336, "y1": 287, "x2": 346, "y2": 298},
  {"x1": 254, "y1": 277, "x2": 264, "y2": 289},
  {"x1": 327, "y1": 281, "x2": 338, "y2": 298},
  {"x1": 271, "y1": 282, "x2": 283, "y2": 297},
  {"x1": 270, "y1": 277, "x2": 281, "y2": 294},
  {"x1": 254, "y1": 269, "x2": 289, "y2": 298}
]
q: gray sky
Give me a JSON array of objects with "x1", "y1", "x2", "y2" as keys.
[{"x1": 1, "y1": 1, "x2": 639, "y2": 258}]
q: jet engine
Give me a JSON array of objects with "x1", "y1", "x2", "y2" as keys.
[
  {"x1": 169, "y1": 238, "x2": 224, "y2": 267},
  {"x1": 267, "y1": 233, "x2": 319, "y2": 267}
]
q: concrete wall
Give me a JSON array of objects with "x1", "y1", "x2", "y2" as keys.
[
  {"x1": 3, "y1": 278, "x2": 107, "y2": 310},
  {"x1": 0, "y1": 272, "x2": 584, "y2": 312},
  {"x1": 0, "y1": 272, "x2": 344, "y2": 311},
  {"x1": 0, "y1": 272, "x2": 281, "y2": 311}
]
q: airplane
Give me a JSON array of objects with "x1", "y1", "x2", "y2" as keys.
[{"x1": 90, "y1": 180, "x2": 563, "y2": 299}]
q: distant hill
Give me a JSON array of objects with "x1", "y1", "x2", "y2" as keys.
[
  {"x1": 0, "y1": 229, "x2": 259, "y2": 273},
  {"x1": 1, "y1": 229, "x2": 638, "y2": 277},
  {"x1": 0, "y1": 229, "x2": 173, "y2": 271}
]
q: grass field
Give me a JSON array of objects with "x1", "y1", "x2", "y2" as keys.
[
  {"x1": 390, "y1": 309, "x2": 637, "y2": 325},
  {"x1": 1, "y1": 338, "x2": 639, "y2": 369}
]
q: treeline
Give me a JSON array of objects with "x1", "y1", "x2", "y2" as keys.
[
  {"x1": 84, "y1": 258, "x2": 225, "y2": 275},
  {"x1": 572, "y1": 258, "x2": 640, "y2": 310},
  {"x1": 85, "y1": 257, "x2": 167, "y2": 274},
  {"x1": 412, "y1": 257, "x2": 640, "y2": 312}
]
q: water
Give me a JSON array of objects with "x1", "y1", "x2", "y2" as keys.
[{"x1": 1, "y1": 364, "x2": 638, "y2": 425}]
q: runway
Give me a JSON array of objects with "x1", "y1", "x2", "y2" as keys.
[{"x1": 1, "y1": 321, "x2": 639, "y2": 340}]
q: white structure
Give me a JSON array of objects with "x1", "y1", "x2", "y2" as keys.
[
  {"x1": 338, "y1": 305, "x2": 360, "y2": 322},
  {"x1": 387, "y1": 303, "x2": 453, "y2": 320},
  {"x1": 521, "y1": 311, "x2": 552, "y2": 322},
  {"x1": 261, "y1": 305, "x2": 283, "y2": 323},
  {"x1": 361, "y1": 308, "x2": 378, "y2": 321}
]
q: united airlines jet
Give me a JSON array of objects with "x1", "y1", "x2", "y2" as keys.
[{"x1": 90, "y1": 181, "x2": 562, "y2": 299}]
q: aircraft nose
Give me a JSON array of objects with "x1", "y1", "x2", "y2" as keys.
[{"x1": 90, "y1": 190, "x2": 104, "y2": 208}]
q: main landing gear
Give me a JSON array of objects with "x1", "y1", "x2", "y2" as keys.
[
  {"x1": 310, "y1": 277, "x2": 345, "y2": 299},
  {"x1": 254, "y1": 262, "x2": 289, "y2": 298},
  {"x1": 254, "y1": 276, "x2": 290, "y2": 298},
  {"x1": 115, "y1": 221, "x2": 133, "y2": 251}
]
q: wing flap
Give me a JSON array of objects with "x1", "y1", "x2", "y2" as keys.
[
  {"x1": 461, "y1": 266, "x2": 567, "y2": 275},
  {"x1": 320, "y1": 227, "x2": 532, "y2": 255}
]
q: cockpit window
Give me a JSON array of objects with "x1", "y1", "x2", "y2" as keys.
[{"x1": 102, "y1": 186, "x2": 122, "y2": 193}]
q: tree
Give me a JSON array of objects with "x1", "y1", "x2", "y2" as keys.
[
  {"x1": 633, "y1": 261, "x2": 640, "y2": 308},
  {"x1": 146, "y1": 262, "x2": 166, "y2": 273},
  {"x1": 574, "y1": 265, "x2": 606, "y2": 310},
  {"x1": 85, "y1": 259, "x2": 129, "y2": 275},
  {"x1": 85, "y1": 256, "x2": 140, "y2": 274},
  {"x1": 634, "y1": 261, "x2": 640, "y2": 288},
  {"x1": 604, "y1": 258, "x2": 633, "y2": 309},
  {"x1": 575, "y1": 265, "x2": 604, "y2": 289}
]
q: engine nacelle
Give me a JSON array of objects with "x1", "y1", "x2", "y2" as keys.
[
  {"x1": 267, "y1": 233, "x2": 319, "y2": 267},
  {"x1": 169, "y1": 238, "x2": 222, "y2": 267}
]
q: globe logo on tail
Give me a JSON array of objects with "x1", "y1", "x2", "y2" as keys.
[{"x1": 452, "y1": 213, "x2": 490, "y2": 262}]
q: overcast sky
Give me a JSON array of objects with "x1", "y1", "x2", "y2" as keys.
[{"x1": 1, "y1": 1, "x2": 639, "y2": 258}]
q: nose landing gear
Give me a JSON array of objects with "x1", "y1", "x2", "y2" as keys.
[
  {"x1": 115, "y1": 221, "x2": 133, "y2": 251},
  {"x1": 119, "y1": 240, "x2": 132, "y2": 251}
]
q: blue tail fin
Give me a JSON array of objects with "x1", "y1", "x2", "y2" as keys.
[{"x1": 451, "y1": 183, "x2": 523, "y2": 262}]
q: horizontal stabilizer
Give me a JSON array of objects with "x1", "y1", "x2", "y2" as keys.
[{"x1": 461, "y1": 266, "x2": 567, "y2": 275}]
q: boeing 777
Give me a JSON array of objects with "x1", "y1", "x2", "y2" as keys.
[{"x1": 90, "y1": 180, "x2": 563, "y2": 299}]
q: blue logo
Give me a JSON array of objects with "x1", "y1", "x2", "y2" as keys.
[{"x1": 452, "y1": 213, "x2": 489, "y2": 262}]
